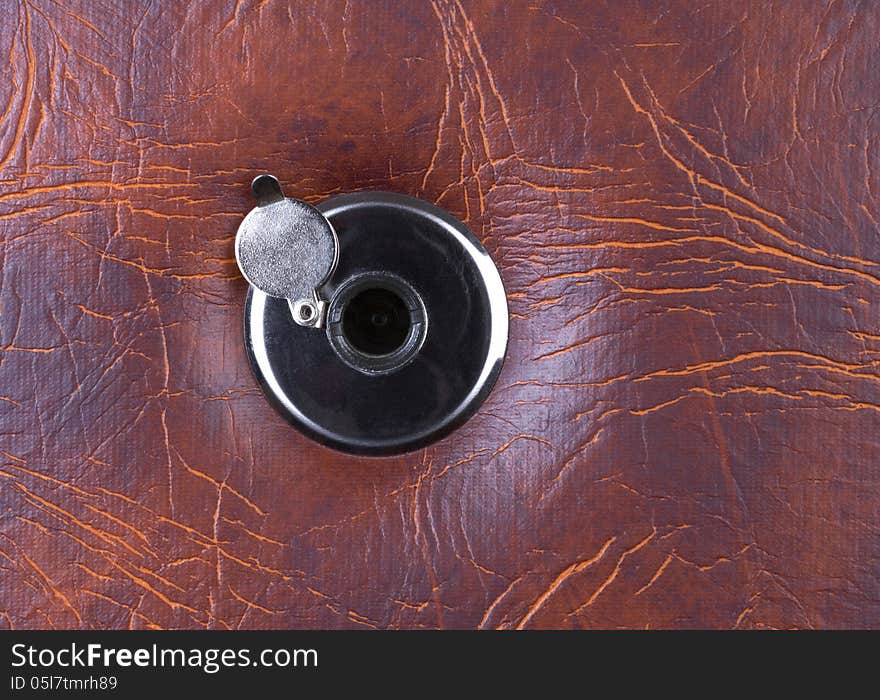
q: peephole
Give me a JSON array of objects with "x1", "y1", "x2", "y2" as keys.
[{"x1": 237, "y1": 176, "x2": 508, "y2": 455}]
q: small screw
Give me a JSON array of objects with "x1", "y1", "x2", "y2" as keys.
[{"x1": 292, "y1": 299, "x2": 320, "y2": 327}]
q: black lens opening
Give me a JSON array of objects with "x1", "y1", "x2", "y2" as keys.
[{"x1": 341, "y1": 287, "x2": 411, "y2": 356}]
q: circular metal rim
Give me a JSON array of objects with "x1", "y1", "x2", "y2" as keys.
[{"x1": 243, "y1": 190, "x2": 509, "y2": 456}]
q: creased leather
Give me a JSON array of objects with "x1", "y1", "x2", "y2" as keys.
[{"x1": 0, "y1": 0, "x2": 878, "y2": 629}]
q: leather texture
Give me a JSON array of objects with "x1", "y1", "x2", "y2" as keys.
[{"x1": 1, "y1": 0, "x2": 878, "y2": 629}]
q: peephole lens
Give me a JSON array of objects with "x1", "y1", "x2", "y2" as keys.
[{"x1": 341, "y1": 287, "x2": 411, "y2": 356}]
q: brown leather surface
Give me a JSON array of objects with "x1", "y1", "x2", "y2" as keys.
[{"x1": 1, "y1": 0, "x2": 878, "y2": 630}]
